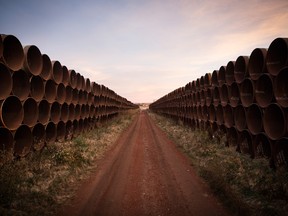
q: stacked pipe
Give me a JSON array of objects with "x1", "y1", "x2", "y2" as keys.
[
  {"x1": 0, "y1": 34, "x2": 138, "y2": 158},
  {"x1": 150, "y1": 37, "x2": 288, "y2": 169}
]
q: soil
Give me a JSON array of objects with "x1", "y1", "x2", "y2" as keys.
[{"x1": 59, "y1": 110, "x2": 229, "y2": 216}]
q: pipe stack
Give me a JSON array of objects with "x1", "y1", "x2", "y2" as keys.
[
  {"x1": 150, "y1": 37, "x2": 288, "y2": 169},
  {"x1": 0, "y1": 34, "x2": 138, "y2": 158}
]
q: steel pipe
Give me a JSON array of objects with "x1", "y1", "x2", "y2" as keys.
[
  {"x1": 72, "y1": 88, "x2": 79, "y2": 104},
  {"x1": 60, "y1": 103, "x2": 69, "y2": 122},
  {"x1": 263, "y1": 103, "x2": 286, "y2": 140},
  {"x1": 38, "y1": 100, "x2": 50, "y2": 125},
  {"x1": 76, "y1": 73, "x2": 82, "y2": 90},
  {"x1": 0, "y1": 127, "x2": 13, "y2": 152},
  {"x1": 234, "y1": 105, "x2": 247, "y2": 132},
  {"x1": 62, "y1": 65, "x2": 69, "y2": 86},
  {"x1": 13, "y1": 124, "x2": 32, "y2": 157},
  {"x1": 248, "y1": 48, "x2": 267, "y2": 80},
  {"x1": 85, "y1": 78, "x2": 91, "y2": 92},
  {"x1": 44, "y1": 79, "x2": 57, "y2": 103},
  {"x1": 56, "y1": 83, "x2": 66, "y2": 104},
  {"x1": 65, "y1": 85, "x2": 73, "y2": 104},
  {"x1": 0, "y1": 63, "x2": 12, "y2": 100},
  {"x1": 240, "y1": 78, "x2": 255, "y2": 107},
  {"x1": 218, "y1": 66, "x2": 226, "y2": 87},
  {"x1": 266, "y1": 38, "x2": 288, "y2": 76},
  {"x1": 68, "y1": 69, "x2": 77, "y2": 88},
  {"x1": 23, "y1": 97, "x2": 38, "y2": 127},
  {"x1": 68, "y1": 103, "x2": 75, "y2": 121},
  {"x1": 32, "y1": 123, "x2": 45, "y2": 151},
  {"x1": 12, "y1": 69, "x2": 30, "y2": 101},
  {"x1": 30, "y1": 75, "x2": 45, "y2": 102},
  {"x1": 56, "y1": 121, "x2": 66, "y2": 142},
  {"x1": 208, "y1": 105, "x2": 216, "y2": 123},
  {"x1": 229, "y1": 82, "x2": 240, "y2": 107},
  {"x1": 213, "y1": 87, "x2": 220, "y2": 106},
  {"x1": 51, "y1": 61, "x2": 63, "y2": 84},
  {"x1": 216, "y1": 104, "x2": 224, "y2": 125},
  {"x1": 40, "y1": 54, "x2": 51, "y2": 80},
  {"x1": 50, "y1": 101, "x2": 61, "y2": 124},
  {"x1": 211, "y1": 70, "x2": 219, "y2": 87},
  {"x1": 225, "y1": 61, "x2": 236, "y2": 85},
  {"x1": 234, "y1": 56, "x2": 249, "y2": 84},
  {"x1": 75, "y1": 104, "x2": 81, "y2": 120},
  {"x1": 23, "y1": 45, "x2": 43, "y2": 76},
  {"x1": 1, "y1": 34, "x2": 24, "y2": 71},
  {"x1": 274, "y1": 67, "x2": 288, "y2": 107},
  {"x1": 246, "y1": 103, "x2": 263, "y2": 135},
  {"x1": 255, "y1": 74, "x2": 274, "y2": 108},
  {"x1": 223, "y1": 104, "x2": 234, "y2": 128},
  {"x1": 0, "y1": 96, "x2": 24, "y2": 130},
  {"x1": 45, "y1": 122, "x2": 57, "y2": 143},
  {"x1": 220, "y1": 84, "x2": 229, "y2": 106},
  {"x1": 204, "y1": 73, "x2": 212, "y2": 88},
  {"x1": 205, "y1": 88, "x2": 213, "y2": 106}
]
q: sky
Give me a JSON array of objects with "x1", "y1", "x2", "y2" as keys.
[{"x1": 0, "y1": 0, "x2": 288, "y2": 103}]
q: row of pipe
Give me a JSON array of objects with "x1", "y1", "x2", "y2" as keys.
[
  {"x1": 150, "y1": 37, "x2": 288, "y2": 169},
  {"x1": 0, "y1": 34, "x2": 138, "y2": 158}
]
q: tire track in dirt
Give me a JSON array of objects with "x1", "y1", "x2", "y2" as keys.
[{"x1": 60, "y1": 111, "x2": 229, "y2": 216}]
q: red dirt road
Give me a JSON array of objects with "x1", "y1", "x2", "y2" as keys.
[{"x1": 61, "y1": 111, "x2": 229, "y2": 216}]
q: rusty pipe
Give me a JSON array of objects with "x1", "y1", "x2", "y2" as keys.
[
  {"x1": 56, "y1": 121, "x2": 66, "y2": 142},
  {"x1": 76, "y1": 72, "x2": 82, "y2": 90},
  {"x1": 40, "y1": 54, "x2": 51, "y2": 80},
  {"x1": 23, "y1": 45, "x2": 43, "y2": 76},
  {"x1": 38, "y1": 100, "x2": 50, "y2": 125},
  {"x1": 229, "y1": 82, "x2": 240, "y2": 107},
  {"x1": 246, "y1": 103, "x2": 263, "y2": 135},
  {"x1": 65, "y1": 85, "x2": 73, "y2": 104},
  {"x1": 204, "y1": 73, "x2": 212, "y2": 88},
  {"x1": 0, "y1": 63, "x2": 12, "y2": 100},
  {"x1": 274, "y1": 67, "x2": 288, "y2": 107},
  {"x1": 72, "y1": 88, "x2": 79, "y2": 104},
  {"x1": 85, "y1": 78, "x2": 91, "y2": 92},
  {"x1": 44, "y1": 79, "x2": 57, "y2": 103},
  {"x1": 32, "y1": 123, "x2": 45, "y2": 151},
  {"x1": 56, "y1": 83, "x2": 66, "y2": 104},
  {"x1": 223, "y1": 104, "x2": 234, "y2": 128},
  {"x1": 0, "y1": 127, "x2": 13, "y2": 152},
  {"x1": 225, "y1": 61, "x2": 236, "y2": 85},
  {"x1": 220, "y1": 84, "x2": 229, "y2": 106},
  {"x1": 213, "y1": 87, "x2": 220, "y2": 106},
  {"x1": 240, "y1": 78, "x2": 255, "y2": 107},
  {"x1": 218, "y1": 66, "x2": 226, "y2": 87},
  {"x1": 68, "y1": 103, "x2": 75, "y2": 120},
  {"x1": 255, "y1": 74, "x2": 274, "y2": 108},
  {"x1": 12, "y1": 69, "x2": 30, "y2": 101},
  {"x1": 75, "y1": 104, "x2": 81, "y2": 120},
  {"x1": 68, "y1": 69, "x2": 77, "y2": 88},
  {"x1": 0, "y1": 96, "x2": 24, "y2": 130},
  {"x1": 208, "y1": 104, "x2": 216, "y2": 123},
  {"x1": 23, "y1": 97, "x2": 38, "y2": 127},
  {"x1": 248, "y1": 48, "x2": 267, "y2": 80},
  {"x1": 266, "y1": 38, "x2": 288, "y2": 76},
  {"x1": 62, "y1": 65, "x2": 69, "y2": 86},
  {"x1": 51, "y1": 61, "x2": 63, "y2": 84},
  {"x1": 1, "y1": 34, "x2": 24, "y2": 71},
  {"x1": 45, "y1": 122, "x2": 57, "y2": 143},
  {"x1": 263, "y1": 103, "x2": 286, "y2": 140},
  {"x1": 13, "y1": 124, "x2": 32, "y2": 157},
  {"x1": 234, "y1": 104, "x2": 247, "y2": 132},
  {"x1": 216, "y1": 104, "x2": 224, "y2": 125},
  {"x1": 205, "y1": 88, "x2": 213, "y2": 106},
  {"x1": 211, "y1": 70, "x2": 219, "y2": 87},
  {"x1": 60, "y1": 102, "x2": 69, "y2": 123},
  {"x1": 50, "y1": 101, "x2": 61, "y2": 124},
  {"x1": 234, "y1": 56, "x2": 249, "y2": 84},
  {"x1": 30, "y1": 75, "x2": 45, "y2": 102}
]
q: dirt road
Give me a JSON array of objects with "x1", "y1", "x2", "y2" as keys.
[{"x1": 60, "y1": 111, "x2": 229, "y2": 216}]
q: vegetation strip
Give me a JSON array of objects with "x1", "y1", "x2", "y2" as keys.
[{"x1": 149, "y1": 111, "x2": 288, "y2": 216}]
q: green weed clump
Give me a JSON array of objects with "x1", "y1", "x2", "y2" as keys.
[
  {"x1": 149, "y1": 112, "x2": 288, "y2": 216},
  {"x1": 0, "y1": 110, "x2": 138, "y2": 216}
]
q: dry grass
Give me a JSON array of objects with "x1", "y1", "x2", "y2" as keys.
[
  {"x1": 0, "y1": 109, "x2": 138, "y2": 216},
  {"x1": 149, "y1": 111, "x2": 288, "y2": 216}
]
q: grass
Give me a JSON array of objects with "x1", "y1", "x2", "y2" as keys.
[
  {"x1": 0, "y1": 109, "x2": 138, "y2": 216},
  {"x1": 148, "y1": 111, "x2": 288, "y2": 216}
]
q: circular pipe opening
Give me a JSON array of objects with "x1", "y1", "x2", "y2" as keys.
[
  {"x1": 274, "y1": 67, "x2": 288, "y2": 107},
  {"x1": 85, "y1": 78, "x2": 91, "y2": 92},
  {"x1": 65, "y1": 85, "x2": 73, "y2": 104},
  {"x1": 218, "y1": 66, "x2": 226, "y2": 86},
  {"x1": 208, "y1": 105, "x2": 216, "y2": 123},
  {"x1": 0, "y1": 127, "x2": 13, "y2": 152},
  {"x1": 51, "y1": 61, "x2": 63, "y2": 84},
  {"x1": 50, "y1": 101, "x2": 61, "y2": 124},
  {"x1": 246, "y1": 103, "x2": 263, "y2": 135},
  {"x1": 44, "y1": 79, "x2": 56, "y2": 103},
  {"x1": 68, "y1": 69, "x2": 77, "y2": 88},
  {"x1": 204, "y1": 73, "x2": 212, "y2": 88},
  {"x1": 220, "y1": 84, "x2": 229, "y2": 106},
  {"x1": 56, "y1": 83, "x2": 66, "y2": 104},
  {"x1": 211, "y1": 70, "x2": 219, "y2": 87},
  {"x1": 1, "y1": 34, "x2": 24, "y2": 71},
  {"x1": 23, "y1": 45, "x2": 43, "y2": 76},
  {"x1": 263, "y1": 103, "x2": 286, "y2": 140},
  {"x1": 225, "y1": 61, "x2": 235, "y2": 85},
  {"x1": 62, "y1": 65, "x2": 69, "y2": 86},
  {"x1": 68, "y1": 103, "x2": 75, "y2": 120},
  {"x1": 45, "y1": 122, "x2": 56, "y2": 143},
  {"x1": 40, "y1": 54, "x2": 51, "y2": 80},
  {"x1": 255, "y1": 74, "x2": 274, "y2": 108},
  {"x1": 248, "y1": 48, "x2": 267, "y2": 80},
  {"x1": 75, "y1": 104, "x2": 81, "y2": 120},
  {"x1": 266, "y1": 38, "x2": 288, "y2": 76},
  {"x1": 0, "y1": 96, "x2": 24, "y2": 130},
  {"x1": 60, "y1": 103, "x2": 69, "y2": 123},
  {"x1": 234, "y1": 56, "x2": 249, "y2": 83},
  {"x1": 23, "y1": 97, "x2": 38, "y2": 127},
  {"x1": 32, "y1": 123, "x2": 45, "y2": 151},
  {"x1": 76, "y1": 73, "x2": 82, "y2": 90},
  {"x1": 229, "y1": 82, "x2": 240, "y2": 107},
  {"x1": 14, "y1": 124, "x2": 32, "y2": 157},
  {"x1": 0, "y1": 63, "x2": 13, "y2": 100},
  {"x1": 205, "y1": 88, "x2": 213, "y2": 106},
  {"x1": 72, "y1": 88, "x2": 79, "y2": 104},
  {"x1": 224, "y1": 104, "x2": 234, "y2": 128},
  {"x1": 56, "y1": 121, "x2": 66, "y2": 142},
  {"x1": 216, "y1": 104, "x2": 224, "y2": 125},
  {"x1": 38, "y1": 100, "x2": 50, "y2": 125},
  {"x1": 240, "y1": 78, "x2": 254, "y2": 107},
  {"x1": 213, "y1": 87, "x2": 220, "y2": 106},
  {"x1": 12, "y1": 69, "x2": 30, "y2": 101},
  {"x1": 30, "y1": 75, "x2": 45, "y2": 102},
  {"x1": 234, "y1": 105, "x2": 247, "y2": 131}
]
